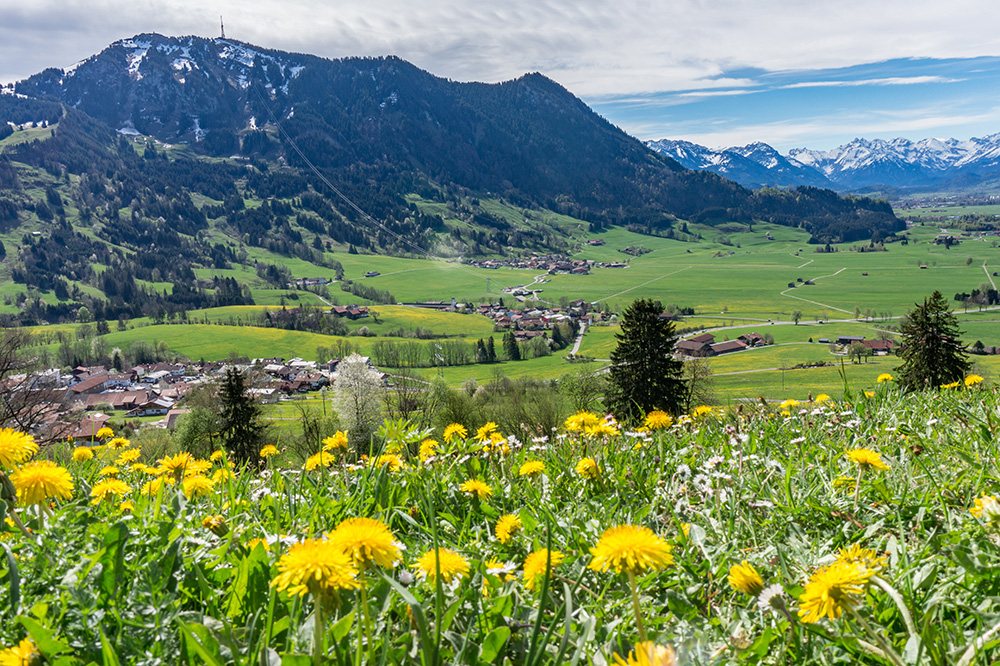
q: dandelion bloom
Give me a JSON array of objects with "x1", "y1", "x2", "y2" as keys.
[
  {"x1": 259, "y1": 445, "x2": 279, "y2": 458},
  {"x1": 212, "y1": 468, "x2": 233, "y2": 484},
  {"x1": 0, "y1": 428, "x2": 37, "y2": 469},
  {"x1": 99, "y1": 466, "x2": 119, "y2": 478},
  {"x1": 0, "y1": 639, "x2": 40, "y2": 665},
  {"x1": 845, "y1": 448, "x2": 889, "y2": 472},
  {"x1": 459, "y1": 479, "x2": 492, "y2": 499},
  {"x1": 971, "y1": 495, "x2": 1000, "y2": 520},
  {"x1": 797, "y1": 560, "x2": 873, "y2": 623},
  {"x1": 589, "y1": 524, "x2": 673, "y2": 574},
  {"x1": 372, "y1": 454, "x2": 404, "y2": 472},
  {"x1": 271, "y1": 538, "x2": 361, "y2": 599},
  {"x1": 182, "y1": 475, "x2": 215, "y2": 499},
  {"x1": 209, "y1": 450, "x2": 226, "y2": 463},
  {"x1": 10, "y1": 460, "x2": 74, "y2": 506},
  {"x1": 72, "y1": 446, "x2": 94, "y2": 462},
  {"x1": 575, "y1": 457, "x2": 600, "y2": 480},
  {"x1": 876, "y1": 373, "x2": 893, "y2": 383},
  {"x1": 584, "y1": 421, "x2": 620, "y2": 438},
  {"x1": 522, "y1": 548, "x2": 564, "y2": 592},
  {"x1": 328, "y1": 517, "x2": 401, "y2": 569},
  {"x1": 728, "y1": 561, "x2": 764, "y2": 596},
  {"x1": 119, "y1": 500, "x2": 135, "y2": 513},
  {"x1": 836, "y1": 543, "x2": 886, "y2": 572},
  {"x1": 863, "y1": 390, "x2": 875, "y2": 398},
  {"x1": 305, "y1": 451, "x2": 336, "y2": 471},
  {"x1": 564, "y1": 411, "x2": 600, "y2": 432},
  {"x1": 106, "y1": 437, "x2": 131, "y2": 450},
  {"x1": 692, "y1": 405, "x2": 716, "y2": 418},
  {"x1": 96, "y1": 426, "x2": 114, "y2": 439},
  {"x1": 246, "y1": 538, "x2": 270, "y2": 552},
  {"x1": 941, "y1": 380, "x2": 960, "y2": 389},
  {"x1": 184, "y1": 459, "x2": 212, "y2": 478},
  {"x1": 117, "y1": 449, "x2": 141, "y2": 465},
  {"x1": 612, "y1": 642, "x2": 677, "y2": 666},
  {"x1": 443, "y1": 423, "x2": 468, "y2": 443},
  {"x1": 415, "y1": 547, "x2": 469, "y2": 583},
  {"x1": 475, "y1": 422, "x2": 499, "y2": 442},
  {"x1": 90, "y1": 478, "x2": 131, "y2": 505},
  {"x1": 322, "y1": 431, "x2": 349, "y2": 451},
  {"x1": 495, "y1": 513, "x2": 523, "y2": 544},
  {"x1": 419, "y1": 439, "x2": 439, "y2": 462},
  {"x1": 518, "y1": 460, "x2": 545, "y2": 477},
  {"x1": 202, "y1": 515, "x2": 229, "y2": 537},
  {"x1": 779, "y1": 399, "x2": 799, "y2": 409},
  {"x1": 644, "y1": 411, "x2": 672, "y2": 430},
  {"x1": 158, "y1": 452, "x2": 195, "y2": 479},
  {"x1": 141, "y1": 476, "x2": 174, "y2": 497},
  {"x1": 965, "y1": 374, "x2": 985, "y2": 388},
  {"x1": 815, "y1": 393, "x2": 831, "y2": 403}
]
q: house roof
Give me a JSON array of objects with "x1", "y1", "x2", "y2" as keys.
[{"x1": 710, "y1": 340, "x2": 748, "y2": 354}]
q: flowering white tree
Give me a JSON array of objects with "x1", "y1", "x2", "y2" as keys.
[{"x1": 333, "y1": 354, "x2": 385, "y2": 452}]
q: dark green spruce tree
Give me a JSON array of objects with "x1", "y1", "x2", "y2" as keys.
[
  {"x1": 605, "y1": 298, "x2": 687, "y2": 422},
  {"x1": 897, "y1": 290, "x2": 971, "y2": 391},
  {"x1": 219, "y1": 367, "x2": 266, "y2": 467}
]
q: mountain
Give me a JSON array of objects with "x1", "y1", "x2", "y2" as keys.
[
  {"x1": 648, "y1": 135, "x2": 1000, "y2": 192},
  {"x1": 0, "y1": 34, "x2": 903, "y2": 326},
  {"x1": 647, "y1": 139, "x2": 834, "y2": 189}
]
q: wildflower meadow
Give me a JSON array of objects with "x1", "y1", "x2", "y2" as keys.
[{"x1": 4, "y1": 379, "x2": 1000, "y2": 664}]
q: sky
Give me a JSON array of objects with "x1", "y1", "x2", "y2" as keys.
[{"x1": 2, "y1": 0, "x2": 999, "y2": 152}]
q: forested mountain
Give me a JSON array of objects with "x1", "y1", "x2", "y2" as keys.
[{"x1": 0, "y1": 33, "x2": 903, "y2": 325}]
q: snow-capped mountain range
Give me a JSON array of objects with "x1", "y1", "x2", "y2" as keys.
[{"x1": 647, "y1": 135, "x2": 1000, "y2": 192}]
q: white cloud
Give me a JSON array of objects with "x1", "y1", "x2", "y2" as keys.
[{"x1": 781, "y1": 76, "x2": 961, "y2": 89}]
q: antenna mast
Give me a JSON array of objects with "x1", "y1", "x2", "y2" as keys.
[{"x1": 220, "y1": 15, "x2": 226, "y2": 39}]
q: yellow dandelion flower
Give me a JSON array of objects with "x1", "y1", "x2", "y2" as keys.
[
  {"x1": 209, "y1": 450, "x2": 226, "y2": 463},
  {"x1": 815, "y1": 393, "x2": 831, "y2": 403},
  {"x1": 90, "y1": 478, "x2": 131, "y2": 505},
  {"x1": 863, "y1": 390, "x2": 875, "y2": 398},
  {"x1": 564, "y1": 410, "x2": 600, "y2": 432},
  {"x1": 305, "y1": 450, "x2": 336, "y2": 471},
  {"x1": 182, "y1": 475, "x2": 215, "y2": 499},
  {"x1": 419, "y1": 439, "x2": 439, "y2": 462},
  {"x1": 971, "y1": 494, "x2": 1000, "y2": 519},
  {"x1": 140, "y1": 476, "x2": 175, "y2": 496},
  {"x1": 965, "y1": 374, "x2": 985, "y2": 387},
  {"x1": 212, "y1": 468, "x2": 233, "y2": 484},
  {"x1": 0, "y1": 428, "x2": 37, "y2": 469},
  {"x1": 693, "y1": 405, "x2": 716, "y2": 418},
  {"x1": 271, "y1": 538, "x2": 360, "y2": 598},
  {"x1": 183, "y1": 459, "x2": 212, "y2": 477},
  {"x1": 328, "y1": 517, "x2": 401, "y2": 569},
  {"x1": 475, "y1": 422, "x2": 499, "y2": 442},
  {"x1": 941, "y1": 380, "x2": 960, "y2": 389},
  {"x1": 96, "y1": 426, "x2": 114, "y2": 439},
  {"x1": 106, "y1": 437, "x2": 130, "y2": 450},
  {"x1": 202, "y1": 515, "x2": 229, "y2": 537},
  {"x1": 797, "y1": 560, "x2": 873, "y2": 623},
  {"x1": 117, "y1": 448, "x2": 141, "y2": 465},
  {"x1": 845, "y1": 448, "x2": 889, "y2": 472},
  {"x1": 415, "y1": 547, "x2": 469, "y2": 583},
  {"x1": 584, "y1": 421, "x2": 620, "y2": 438},
  {"x1": 158, "y1": 452, "x2": 195, "y2": 479},
  {"x1": 0, "y1": 639, "x2": 40, "y2": 666},
  {"x1": 575, "y1": 457, "x2": 600, "y2": 480},
  {"x1": 588, "y1": 524, "x2": 673, "y2": 574},
  {"x1": 459, "y1": 478, "x2": 492, "y2": 499},
  {"x1": 876, "y1": 373, "x2": 893, "y2": 384},
  {"x1": 119, "y1": 500, "x2": 135, "y2": 513},
  {"x1": 322, "y1": 431, "x2": 349, "y2": 451},
  {"x1": 495, "y1": 513, "x2": 523, "y2": 544},
  {"x1": 99, "y1": 466, "x2": 119, "y2": 478},
  {"x1": 780, "y1": 399, "x2": 799, "y2": 409},
  {"x1": 72, "y1": 446, "x2": 94, "y2": 463},
  {"x1": 643, "y1": 411, "x2": 672, "y2": 430},
  {"x1": 613, "y1": 642, "x2": 677, "y2": 666},
  {"x1": 259, "y1": 445, "x2": 279, "y2": 458},
  {"x1": 836, "y1": 543, "x2": 886, "y2": 572},
  {"x1": 246, "y1": 538, "x2": 270, "y2": 552},
  {"x1": 518, "y1": 460, "x2": 545, "y2": 477},
  {"x1": 443, "y1": 423, "x2": 468, "y2": 443},
  {"x1": 372, "y1": 454, "x2": 404, "y2": 472},
  {"x1": 10, "y1": 460, "x2": 74, "y2": 506},
  {"x1": 522, "y1": 548, "x2": 564, "y2": 592},
  {"x1": 727, "y1": 561, "x2": 764, "y2": 596}
]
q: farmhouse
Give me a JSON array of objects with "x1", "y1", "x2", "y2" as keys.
[
  {"x1": 862, "y1": 339, "x2": 895, "y2": 354},
  {"x1": 710, "y1": 340, "x2": 748, "y2": 355}
]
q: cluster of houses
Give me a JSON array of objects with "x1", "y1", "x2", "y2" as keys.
[
  {"x1": 465, "y1": 254, "x2": 595, "y2": 275},
  {"x1": 816, "y1": 336, "x2": 896, "y2": 354},
  {"x1": 474, "y1": 300, "x2": 594, "y2": 340},
  {"x1": 676, "y1": 332, "x2": 768, "y2": 357},
  {"x1": 27, "y1": 356, "x2": 385, "y2": 442}
]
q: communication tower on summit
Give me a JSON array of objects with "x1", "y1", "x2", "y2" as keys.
[{"x1": 220, "y1": 16, "x2": 226, "y2": 39}]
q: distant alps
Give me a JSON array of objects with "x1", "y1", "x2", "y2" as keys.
[{"x1": 647, "y1": 134, "x2": 1000, "y2": 194}]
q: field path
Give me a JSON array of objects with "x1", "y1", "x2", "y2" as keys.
[
  {"x1": 796, "y1": 258, "x2": 814, "y2": 269},
  {"x1": 591, "y1": 266, "x2": 692, "y2": 305},
  {"x1": 984, "y1": 263, "x2": 997, "y2": 290},
  {"x1": 778, "y1": 267, "x2": 853, "y2": 314}
]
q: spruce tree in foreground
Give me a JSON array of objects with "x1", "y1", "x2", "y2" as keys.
[
  {"x1": 605, "y1": 298, "x2": 687, "y2": 422},
  {"x1": 219, "y1": 367, "x2": 265, "y2": 467},
  {"x1": 897, "y1": 290, "x2": 971, "y2": 391}
]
